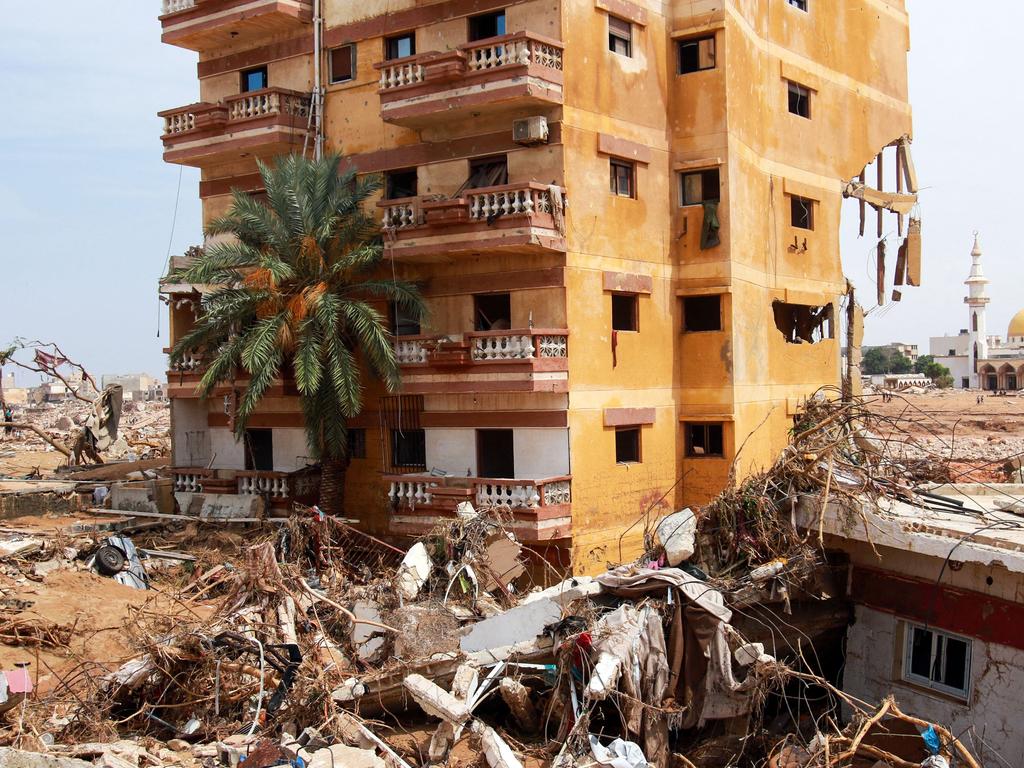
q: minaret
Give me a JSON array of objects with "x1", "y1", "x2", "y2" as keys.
[{"x1": 964, "y1": 233, "x2": 990, "y2": 387}]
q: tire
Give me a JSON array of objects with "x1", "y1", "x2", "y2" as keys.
[{"x1": 95, "y1": 545, "x2": 126, "y2": 576}]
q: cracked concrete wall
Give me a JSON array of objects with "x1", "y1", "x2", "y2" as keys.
[{"x1": 845, "y1": 605, "x2": 1024, "y2": 764}]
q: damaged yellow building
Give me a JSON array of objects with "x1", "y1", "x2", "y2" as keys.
[{"x1": 159, "y1": 0, "x2": 913, "y2": 569}]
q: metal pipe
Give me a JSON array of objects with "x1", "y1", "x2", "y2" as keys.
[{"x1": 312, "y1": 0, "x2": 324, "y2": 159}]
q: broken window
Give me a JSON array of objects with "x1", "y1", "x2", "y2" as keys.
[
  {"x1": 610, "y1": 159, "x2": 635, "y2": 198},
  {"x1": 615, "y1": 427, "x2": 641, "y2": 464},
  {"x1": 240, "y1": 66, "x2": 268, "y2": 93},
  {"x1": 679, "y1": 168, "x2": 720, "y2": 206},
  {"x1": 381, "y1": 394, "x2": 424, "y2": 472},
  {"x1": 677, "y1": 35, "x2": 715, "y2": 74},
  {"x1": 329, "y1": 45, "x2": 355, "y2": 83},
  {"x1": 772, "y1": 301, "x2": 833, "y2": 344},
  {"x1": 787, "y1": 80, "x2": 811, "y2": 118},
  {"x1": 385, "y1": 168, "x2": 418, "y2": 200},
  {"x1": 474, "y1": 293, "x2": 512, "y2": 331},
  {"x1": 469, "y1": 10, "x2": 506, "y2": 41},
  {"x1": 611, "y1": 293, "x2": 638, "y2": 332},
  {"x1": 391, "y1": 428, "x2": 426, "y2": 469},
  {"x1": 682, "y1": 295, "x2": 722, "y2": 332},
  {"x1": 787, "y1": 0, "x2": 808, "y2": 10},
  {"x1": 685, "y1": 422, "x2": 723, "y2": 457},
  {"x1": 243, "y1": 428, "x2": 274, "y2": 471},
  {"x1": 467, "y1": 156, "x2": 509, "y2": 189},
  {"x1": 790, "y1": 195, "x2": 814, "y2": 230},
  {"x1": 385, "y1": 32, "x2": 415, "y2": 60},
  {"x1": 389, "y1": 301, "x2": 421, "y2": 336},
  {"x1": 477, "y1": 429, "x2": 515, "y2": 478},
  {"x1": 608, "y1": 15, "x2": 632, "y2": 57},
  {"x1": 347, "y1": 428, "x2": 367, "y2": 460},
  {"x1": 903, "y1": 623, "x2": 971, "y2": 699}
]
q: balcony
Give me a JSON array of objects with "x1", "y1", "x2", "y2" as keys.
[
  {"x1": 392, "y1": 329, "x2": 568, "y2": 394},
  {"x1": 384, "y1": 474, "x2": 572, "y2": 542},
  {"x1": 375, "y1": 32, "x2": 563, "y2": 127},
  {"x1": 160, "y1": 0, "x2": 313, "y2": 51},
  {"x1": 159, "y1": 87, "x2": 310, "y2": 168},
  {"x1": 172, "y1": 467, "x2": 320, "y2": 508},
  {"x1": 380, "y1": 183, "x2": 566, "y2": 262}
]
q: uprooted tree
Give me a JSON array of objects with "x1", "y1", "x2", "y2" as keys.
[{"x1": 169, "y1": 153, "x2": 426, "y2": 517}]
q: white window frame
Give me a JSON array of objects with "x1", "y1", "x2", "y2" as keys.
[
  {"x1": 329, "y1": 44, "x2": 356, "y2": 84},
  {"x1": 901, "y1": 622, "x2": 972, "y2": 700}
]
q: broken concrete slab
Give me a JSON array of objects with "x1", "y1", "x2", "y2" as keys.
[
  {"x1": 460, "y1": 597, "x2": 562, "y2": 654},
  {"x1": 403, "y1": 673, "x2": 471, "y2": 724},
  {"x1": 307, "y1": 745, "x2": 384, "y2": 768},
  {"x1": 0, "y1": 749, "x2": 92, "y2": 768},
  {"x1": 396, "y1": 542, "x2": 432, "y2": 600}
]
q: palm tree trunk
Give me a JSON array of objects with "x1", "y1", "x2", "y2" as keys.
[{"x1": 318, "y1": 455, "x2": 349, "y2": 516}]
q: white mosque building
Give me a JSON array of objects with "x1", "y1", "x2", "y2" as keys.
[{"x1": 930, "y1": 235, "x2": 1024, "y2": 390}]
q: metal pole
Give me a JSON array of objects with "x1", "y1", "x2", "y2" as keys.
[{"x1": 311, "y1": 0, "x2": 324, "y2": 159}]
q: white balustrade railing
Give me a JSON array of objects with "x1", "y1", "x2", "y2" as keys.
[
  {"x1": 529, "y1": 40, "x2": 564, "y2": 70},
  {"x1": 378, "y1": 62, "x2": 425, "y2": 91},
  {"x1": 388, "y1": 479, "x2": 435, "y2": 508},
  {"x1": 468, "y1": 187, "x2": 552, "y2": 220},
  {"x1": 227, "y1": 90, "x2": 309, "y2": 121},
  {"x1": 535, "y1": 334, "x2": 568, "y2": 358},
  {"x1": 173, "y1": 470, "x2": 206, "y2": 493},
  {"x1": 237, "y1": 473, "x2": 290, "y2": 499},
  {"x1": 164, "y1": 110, "x2": 195, "y2": 135},
  {"x1": 173, "y1": 351, "x2": 204, "y2": 371},
  {"x1": 381, "y1": 201, "x2": 420, "y2": 230},
  {"x1": 465, "y1": 38, "x2": 531, "y2": 71},
  {"x1": 394, "y1": 338, "x2": 430, "y2": 364},
  {"x1": 476, "y1": 481, "x2": 541, "y2": 509},
  {"x1": 162, "y1": 0, "x2": 195, "y2": 13},
  {"x1": 472, "y1": 334, "x2": 535, "y2": 361},
  {"x1": 542, "y1": 480, "x2": 571, "y2": 505}
]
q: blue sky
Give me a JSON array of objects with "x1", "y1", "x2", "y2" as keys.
[{"x1": 0, "y1": 2, "x2": 1020, "y2": 384}]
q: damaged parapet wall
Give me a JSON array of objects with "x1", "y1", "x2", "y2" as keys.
[{"x1": 0, "y1": 488, "x2": 81, "y2": 519}]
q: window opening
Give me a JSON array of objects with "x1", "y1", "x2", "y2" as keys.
[
  {"x1": 389, "y1": 301, "x2": 421, "y2": 336},
  {"x1": 240, "y1": 66, "x2": 268, "y2": 93},
  {"x1": 610, "y1": 159, "x2": 635, "y2": 198},
  {"x1": 790, "y1": 195, "x2": 814, "y2": 230},
  {"x1": 469, "y1": 10, "x2": 506, "y2": 41},
  {"x1": 385, "y1": 33, "x2": 415, "y2": 60},
  {"x1": 329, "y1": 45, "x2": 355, "y2": 83},
  {"x1": 243, "y1": 428, "x2": 274, "y2": 471},
  {"x1": 683, "y1": 295, "x2": 722, "y2": 332},
  {"x1": 903, "y1": 623, "x2": 971, "y2": 699},
  {"x1": 788, "y1": 80, "x2": 811, "y2": 118},
  {"x1": 474, "y1": 293, "x2": 512, "y2": 331},
  {"x1": 772, "y1": 301, "x2": 833, "y2": 344},
  {"x1": 385, "y1": 168, "x2": 418, "y2": 200},
  {"x1": 685, "y1": 423, "x2": 723, "y2": 457},
  {"x1": 680, "y1": 168, "x2": 720, "y2": 206},
  {"x1": 788, "y1": 0, "x2": 808, "y2": 10},
  {"x1": 611, "y1": 293, "x2": 638, "y2": 332},
  {"x1": 347, "y1": 428, "x2": 367, "y2": 459},
  {"x1": 608, "y1": 15, "x2": 632, "y2": 57},
  {"x1": 615, "y1": 427, "x2": 641, "y2": 463},
  {"x1": 477, "y1": 429, "x2": 515, "y2": 478},
  {"x1": 678, "y1": 36, "x2": 715, "y2": 74},
  {"x1": 391, "y1": 429, "x2": 426, "y2": 469},
  {"x1": 464, "y1": 156, "x2": 509, "y2": 190}
]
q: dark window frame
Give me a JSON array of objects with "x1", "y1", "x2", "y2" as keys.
[
  {"x1": 467, "y1": 155, "x2": 509, "y2": 189},
  {"x1": 385, "y1": 32, "x2": 416, "y2": 60},
  {"x1": 608, "y1": 15, "x2": 632, "y2": 57},
  {"x1": 347, "y1": 428, "x2": 367, "y2": 460},
  {"x1": 677, "y1": 35, "x2": 716, "y2": 74},
  {"x1": 615, "y1": 427, "x2": 641, "y2": 464},
  {"x1": 787, "y1": 80, "x2": 811, "y2": 118},
  {"x1": 611, "y1": 293, "x2": 639, "y2": 332},
  {"x1": 240, "y1": 65, "x2": 268, "y2": 93},
  {"x1": 474, "y1": 293, "x2": 512, "y2": 332},
  {"x1": 329, "y1": 44, "x2": 356, "y2": 84},
  {"x1": 682, "y1": 295, "x2": 723, "y2": 333},
  {"x1": 790, "y1": 195, "x2": 814, "y2": 230},
  {"x1": 243, "y1": 428, "x2": 274, "y2": 471},
  {"x1": 468, "y1": 9, "x2": 507, "y2": 41},
  {"x1": 685, "y1": 422, "x2": 724, "y2": 458},
  {"x1": 389, "y1": 301, "x2": 421, "y2": 337},
  {"x1": 385, "y1": 168, "x2": 418, "y2": 200},
  {"x1": 679, "y1": 167, "x2": 721, "y2": 206},
  {"x1": 391, "y1": 428, "x2": 426, "y2": 470},
  {"x1": 787, "y1": 0, "x2": 808, "y2": 11},
  {"x1": 610, "y1": 158, "x2": 636, "y2": 198}
]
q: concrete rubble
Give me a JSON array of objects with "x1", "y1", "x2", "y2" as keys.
[{"x1": 0, "y1": 390, "x2": 1006, "y2": 767}]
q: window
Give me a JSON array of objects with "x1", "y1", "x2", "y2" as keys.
[
  {"x1": 469, "y1": 10, "x2": 506, "y2": 41},
  {"x1": 389, "y1": 301, "x2": 421, "y2": 336},
  {"x1": 385, "y1": 168, "x2": 418, "y2": 200},
  {"x1": 610, "y1": 159, "x2": 635, "y2": 198},
  {"x1": 243, "y1": 428, "x2": 274, "y2": 471},
  {"x1": 615, "y1": 427, "x2": 641, "y2": 464},
  {"x1": 391, "y1": 428, "x2": 426, "y2": 469},
  {"x1": 677, "y1": 36, "x2": 715, "y2": 74},
  {"x1": 903, "y1": 623, "x2": 971, "y2": 699},
  {"x1": 385, "y1": 32, "x2": 415, "y2": 60},
  {"x1": 240, "y1": 66, "x2": 268, "y2": 93},
  {"x1": 787, "y1": 80, "x2": 811, "y2": 118},
  {"x1": 474, "y1": 293, "x2": 512, "y2": 331},
  {"x1": 787, "y1": 0, "x2": 808, "y2": 10},
  {"x1": 961, "y1": 377, "x2": 970, "y2": 388},
  {"x1": 683, "y1": 295, "x2": 722, "y2": 332},
  {"x1": 679, "y1": 168, "x2": 720, "y2": 206},
  {"x1": 347, "y1": 428, "x2": 367, "y2": 460},
  {"x1": 329, "y1": 45, "x2": 355, "y2": 84},
  {"x1": 477, "y1": 429, "x2": 515, "y2": 478},
  {"x1": 608, "y1": 15, "x2": 632, "y2": 57},
  {"x1": 467, "y1": 156, "x2": 509, "y2": 189},
  {"x1": 790, "y1": 195, "x2": 814, "y2": 230},
  {"x1": 611, "y1": 293, "x2": 638, "y2": 332},
  {"x1": 685, "y1": 423, "x2": 724, "y2": 457},
  {"x1": 948, "y1": 349, "x2": 957, "y2": 356},
  {"x1": 773, "y1": 301, "x2": 833, "y2": 344}
]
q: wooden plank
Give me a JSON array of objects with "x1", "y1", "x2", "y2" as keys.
[
  {"x1": 876, "y1": 239, "x2": 886, "y2": 306},
  {"x1": 876, "y1": 152, "x2": 884, "y2": 239},
  {"x1": 899, "y1": 136, "x2": 919, "y2": 193},
  {"x1": 858, "y1": 169, "x2": 866, "y2": 237},
  {"x1": 906, "y1": 217, "x2": 922, "y2": 286},
  {"x1": 895, "y1": 145, "x2": 905, "y2": 236}
]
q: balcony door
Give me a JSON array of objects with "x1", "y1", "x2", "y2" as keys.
[
  {"x1": 244, "y1": 428, "x2": 274, "y2": 471},
  {"x1": 474, "y1": 293, "x2": 511, "y2": 331},
  {"x1": 477, "y1": 429, "x2": 514, "y2": 478}
]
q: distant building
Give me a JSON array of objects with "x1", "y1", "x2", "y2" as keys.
[
  {"x1": 863, "y1": 342, "x2": 919, "y2": 365},
  {"x1": 102, "y1": 373, "x2": 158, "y2": 402}
]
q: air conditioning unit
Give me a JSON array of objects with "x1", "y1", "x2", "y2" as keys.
[{"x1": 513, "y1": 116, "x2": 549, "y2": 145}]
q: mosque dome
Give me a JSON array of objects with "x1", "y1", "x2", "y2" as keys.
[{"x1": 1010, "y1": 309, "x2": 1024, "y2": 338}]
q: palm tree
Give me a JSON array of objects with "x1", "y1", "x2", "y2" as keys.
[{"x1": 169, "y1": 153, "x2": 425, "y2": 515}]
